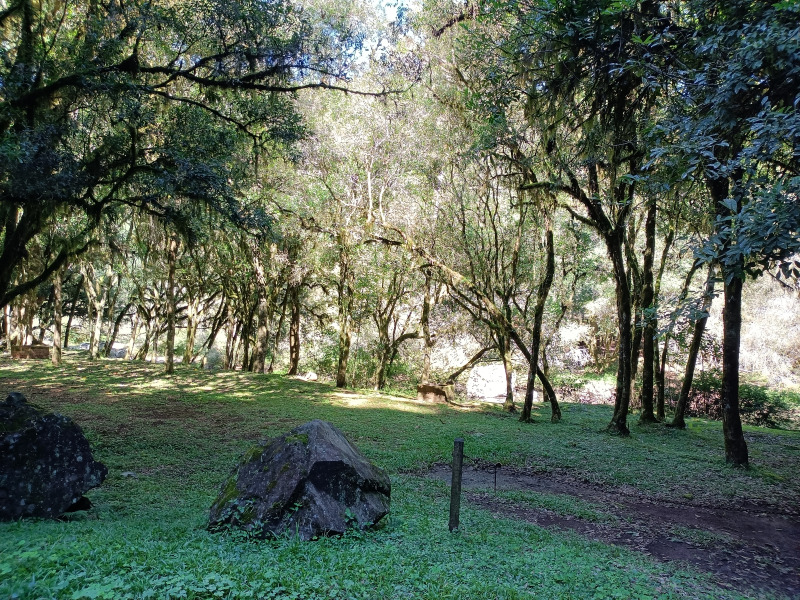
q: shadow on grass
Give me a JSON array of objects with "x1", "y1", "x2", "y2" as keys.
[{"x1": 2, "y1": 355, "x2": 800, "y2": 514}]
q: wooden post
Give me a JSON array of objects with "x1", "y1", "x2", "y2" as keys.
[{"x1": 448, "y1": 438, "x2": 464, "y2": 532}]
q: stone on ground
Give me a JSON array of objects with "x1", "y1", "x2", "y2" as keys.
[
  {"x1": 10, "y1": 344, "x2": 50, "y2": 359},
  {"x1": 0, "y1": 392, "x2": 107, "y2": 520},
  {"x1": 209, "y1": 419, "x2": 390, "y2": 540},
  {"x1": 416, "y1": 383, "x2": 454, "y2": 403}
]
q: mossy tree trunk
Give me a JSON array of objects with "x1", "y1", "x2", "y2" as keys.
[
  {"x1": 639, "y1": 198, "x2": 658, "y2": 424},
  {"x1": 521, "y1": 224, "x2": 558, "y2": 423},
  {"x1": 51, "y1": 266, "x2": 63, "y2": 366},
  {"x1": 287, "y1": 284, "x2": 301, "y2": 376},
  {"x1": 421, "y1": 284, "x2": 432, "y2": 384},
  {"x1": 671, "y1": 266, "x2": 714, "y2": 429},
  {"x1": 500, "y1": 334, "x2": 515, "y2": 412},
  {"x1": 184, "y1": 296, "x2": 200, "y2": 365},
  {"x1": 63, "y1": 273, "x2": 83, "y2": 349},
  {"x1": 165, "y1": 235, "x2": 178, "y2": 375}
]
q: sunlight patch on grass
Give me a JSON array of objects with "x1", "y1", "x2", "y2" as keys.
[
  {"x1": 1, "y1": 357, "x2": 792, "y2": 599},
  {"x1": 330, "y1": 394, "x2": 436, "y2": 415},
  {"x1": 336, "y1": 395, "x2": 372, "y2": 407}
]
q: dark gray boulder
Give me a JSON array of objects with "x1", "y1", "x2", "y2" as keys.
[
  {"x1": 0, "y1": 392, "x2": 107, "y2": 520},
  {"x1": 209, "y1": 419, "x2": 390, "y2": 540}
]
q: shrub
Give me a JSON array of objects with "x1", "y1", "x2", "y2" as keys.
[{"x1": 687, "y1": 369, "x2": 793, "y2": 428}]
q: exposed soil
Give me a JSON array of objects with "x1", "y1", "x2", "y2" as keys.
[{"x1": 427, "y1": 462, "x2": 800, "y2": 599}]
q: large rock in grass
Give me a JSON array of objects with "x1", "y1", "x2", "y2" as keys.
[
  {"x1": 0, "y1": 392, "x2": 107, "y2": 520},
  {"x1": 209, "y1": 420, "x2": 390, "y2": 540}
]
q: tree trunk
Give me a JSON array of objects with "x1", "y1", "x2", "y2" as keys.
[
  {"x1": 135, "y1": 315, "x2": 151, "y2": 361},
  {"x1": 90, "y1": 282, "x2": 107, "y2": 360},
  {"x1": 607, "y1": 237, "x2": 633, "y2": 436},
  {"x1": 721, "y1": 275, "x2": 749, "y2": 465},
  {"x1": 521, "y1": 226, "x2": 558, "y2": 422},
  {"x1": 82, "y1": 264, "x2": 109, "y2": 361},
  {"x1": 165, "y1": 236, "x2": 178, "y2": 373},
  {"x1": 446, "y1": 347, "x2": 490, "y2": 385},
  {"x1": 375, "y1": 350, "x2": 388, "y2": 390},
  {"x1": 653, "y1": 226, "x2": 675, "y2": 421},
  {"x1": 127, "y1": 310, "x2": 139, "y2": 360},
  {"x1": 24, "y1": 301, "x2": 34, "y2": 346},
  {"x1": 240, "y1": 305, "x2": 255, "y2": 372},
  {"x1": 374, "y1": 313, "x2": 391, "y2": 391},
  {"x1": 51, "y1": 267, "x2": 63, "y2": 366},
  {"x1": 421, "y1": 272, "x2": 435, "y2": 384},
  {"x1": 287, "y1": 284, "x2": 301, "y2": 376},
  {"x1": 102, "y1": 279, "x2": 120, "y2": 357},
  {"x1": 539, "y1": 370, "x2": 558, "y2": 414},
  {"x1": 184, "y1": 296, "x2": 200, "y2": 365},
  {"x1": 506, "y1": 327, "x2": 559, "y2": 416},
  {"x1": 671, "y1": 267, "x2": 715, "y2": 428},
  {"x1": 82, "y1": 266, "x2": 97, "y2": 356},
  {"x1": 104, "y1": 300, "x2": 130, "y2": 358},
  {"x1": 231, "y1": 324, "x2": 243, "y2": 370},
  {"x1": 639, "y1": 198, "x2": 658, "y2": 424},
  {"x1": 500, "y1": 335, "x2": 515, "y2": 412},
  {"x1": 63, "y1": 273, "x2": 82, "y2": 349},
  {"x1": 655, "y1": 336, "x2": 666, "y2": 420},
  {"x1": 204, "y1": 298, "x2": 228, "y2": 354},
  {"x1": 4, "y1": 304, "x2": 12, "y2": 354},
  {"x1": 627, "y1": 224, "x2": 643, "y2": 403},
  {"x1": 37, "y1": 285, "x2": 54, "y2": 344},
  {"x1": 267, "y1": 289, "x2": 289, "y2": 373},
  {"x1": 541, "y1": 344, "x2": 550, "y2": 378},
  {"x1": 150, "y1": 319, "x2": 160, "y2": 363},
  {"x1": 629, "y1": 310, "x2": 643, "y2": 396},
  {"x1": 251, "y1": 295, "x2": 270, "y2": 373},
  {"x1": 225, "y1": 313, "x2": 239, "y2": 370},
  {"x1": 335, "y1": 248, "x2": 353, "y2": 388},
  {"x1": 336, "y1": 327, "x2": 351, "y2": 388},
  {"x1": 11, "y1": 303, "x2": 21, "y2": 348}
]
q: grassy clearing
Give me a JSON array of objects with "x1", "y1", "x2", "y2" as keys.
[{"x1": 1, "y1": 355, "x2": 798, "y2": 599}]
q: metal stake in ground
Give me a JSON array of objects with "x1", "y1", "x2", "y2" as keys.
[{"x1": 449, "y1": 438, "x2": 464, "y2": 532}]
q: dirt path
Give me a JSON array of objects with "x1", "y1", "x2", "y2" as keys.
[{"x1": 427, "y1": 462, "x2": 800, "y2": 599}]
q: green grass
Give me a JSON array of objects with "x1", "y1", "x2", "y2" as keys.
[
  {"x1": 2, "y1": 355, "x2": 798, "y2": 599},
  {"x1": 667, "y1": 525, "x2": 736, "y2": 548},
  {"x1": 493, "y1": 490, "x2": 618, "y2": 524}
]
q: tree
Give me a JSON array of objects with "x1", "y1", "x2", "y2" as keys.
[
  {"x1": 669, "y1": 263, "x2": 715, "y2": 429},
  {"x1": 358, "y1": 246, "x2": 419, "y2": 390},
  {"x1": 438, "y1": 159, "x2": 536, "y2": 412},
  {"x1": 0, "y1": 0, "x2": 363, "y2": 309},
  {"x1": 653, "y1": 0, "x2": 800, "y2": 464},
  {"x1": 461, "y1": 0, "x2": 670, "y2": 434}
]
